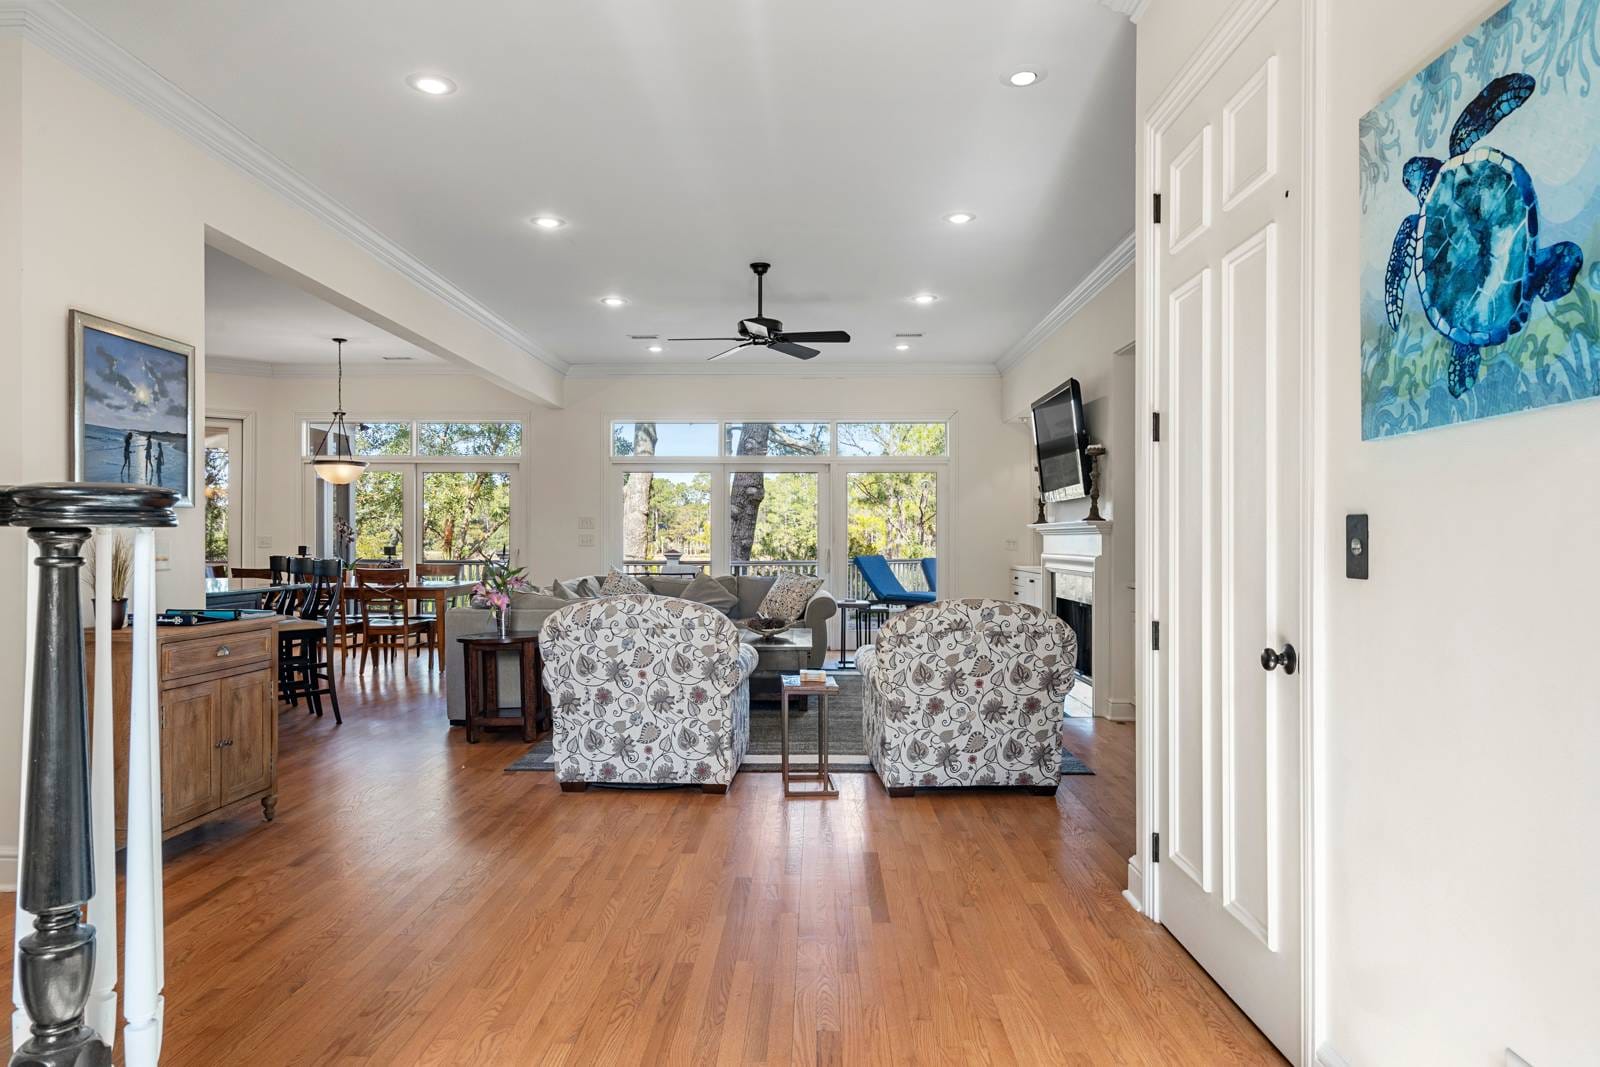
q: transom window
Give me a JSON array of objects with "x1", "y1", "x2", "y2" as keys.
[
  {"x1": 610, "y1": 420, "x2": 947, "y2": 458},
  {"x1": 305, "y1": 419, "x2": 522, "y2": 458}
]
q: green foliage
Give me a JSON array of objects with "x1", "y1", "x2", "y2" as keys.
[
  {"x1": 354, "y1": 470, "x2": 405, "y2": 559},
  {"x1": 743, "y1": 472, "x2": 818, "y2": 561},
  {"x1": 623, "y1": 472, "x2": 711, "y2": 559},
  {"x1": 836, "y1": 422, "x2": 948, "y2": 457},
  {"x1": 418, "y1": 421, "x2": 521, "y2": 457},
  {"x1": 203, "y1": 446, "x2": 229, "y2": 562},
  {"x1": 422, "y1": 471, "x2": 511, "y2": 560},
  {"x1": 848, "y1": 471, "x2": 937, "y2": 559}
]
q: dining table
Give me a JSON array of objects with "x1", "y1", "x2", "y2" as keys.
[{"x1": 345, "y1": 574, "x2": 477, "y2": 670}]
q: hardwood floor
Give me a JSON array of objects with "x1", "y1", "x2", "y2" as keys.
[{"x1": 2, "y1": 666, "x2": 1282, "y2": 1065}]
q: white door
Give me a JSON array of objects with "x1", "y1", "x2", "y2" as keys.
[{"x1": 1152, "y1": 0, "x2": 1303, "y2": 1058}]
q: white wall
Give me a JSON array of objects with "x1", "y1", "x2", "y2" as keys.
[
  {"x1": 1139, "y1": 0, "x2": 1600, "y2": 1062},
  {"x1": 1000, "y1": 270, "x2": 1138, "y2": 720},
  {"x1": 0, "y1": 34, "x2": 563, "y2": 887}
]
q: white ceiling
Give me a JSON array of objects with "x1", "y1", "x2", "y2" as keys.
[
  {"x1": 205, "y1": 247, "x2": 444, "y2": 368},
  {"x1": 63, "y1": 0, "x2": 1135, "y2": 372}
]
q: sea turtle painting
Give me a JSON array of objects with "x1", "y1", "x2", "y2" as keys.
[{"x1": 1384, "y1": 72, "x2": 1584, "y2": 398}]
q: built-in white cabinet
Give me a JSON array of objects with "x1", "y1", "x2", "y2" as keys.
[{"x1": 1010, "y1": 565, "x2": 1043, "y2": 610}]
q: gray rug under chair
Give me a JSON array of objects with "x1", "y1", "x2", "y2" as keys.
[{"x1": 505, "y1": 671, "x2": 1092, "y2": 777}]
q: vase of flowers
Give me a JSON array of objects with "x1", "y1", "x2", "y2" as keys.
[
  {"x1": 333, "y1": 517, "x2": 356, "y2": 564},
  {"x1": 473, "y1": 559, "x2": 533, "y2": 638}
]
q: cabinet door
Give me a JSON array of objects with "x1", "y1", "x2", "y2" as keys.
[
  {"x1": 218, "y1": 669, "x2": 274, "y2": 805},
  {"x1": 161, "y1": 680, "x2": 221, "y2": 829}
]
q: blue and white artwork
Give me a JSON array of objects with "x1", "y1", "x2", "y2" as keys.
[
  {"x1": 73, "y1": 313, "x2": 194, "y2": 504},
  {"x1": 1360, "y1": 0, "x2": 1600, "y2": 439}
]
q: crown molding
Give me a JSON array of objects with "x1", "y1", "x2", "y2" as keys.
[
  {"x1": 566, "y1": 359, "x2": 1000, "y2": 380},
  {"x1": 0, "y1": 0, "x2": 568, "y2": 376},
  {"x1": 1097, "y1": 0, "x2": 1153, "y2": 22},
  {"x1": 207, "y1": 355, "x2": 470, "y2": 379},
  {"x1": 995, "y1": 232, "x2": 1135, "y2": 374}
]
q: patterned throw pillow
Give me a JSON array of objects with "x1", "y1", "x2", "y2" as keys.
[
  {"x1": 600, "y1": 567, "x2": 650, "y2": 596},
  {"x1": 756, "y1": 573, "x2": 822, "y2": 622}
]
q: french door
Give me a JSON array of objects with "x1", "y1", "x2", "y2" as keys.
[
  {"x1": 312, "y1": 462, "x2": 521, "y2": 566},
  {"x1": 832, "y1": 467, "x2": 943, "y2": 602},
  {"x1": 203, "y1": 417, "x2": 246, "y2": 570},
  {"x1": 1150, "y1": 0, "x2": 1304, "y2": 1058}
]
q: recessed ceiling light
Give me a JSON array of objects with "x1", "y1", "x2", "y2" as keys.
[
  {"x1": 407, "y1": 73, "x2": 457, "y2": 96},
  {"x1": 895, "y1": 344, "x2": 911, "y2": 351},
  {"x1": 528, "y1": 215, "x2": 566, "y2": 230},
  {"x1": 912, "y1": 293, "x2": 939, "y2": 305},
  {"x1": 599, "y1": 295, "x2": 628, "y2": 308},
  {"x1": 944, "y1": 212, "x2": 977, "y2": 225},
  {"x1": 1007, "y1": 70, "x2": 1042, "y2": 87},
  {"x1": 647, "y1": 345, "x2": 664, "y2": 353}
]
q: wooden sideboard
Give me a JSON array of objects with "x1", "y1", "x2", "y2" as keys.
[{"x1": 86, "y1": 615, "x2": 280, "y2": 843}]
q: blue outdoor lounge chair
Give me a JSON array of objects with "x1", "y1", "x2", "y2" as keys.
[
  {"x1": 854, "y1": 554, "x2": 936, "y2": 606},
  {"x1": 920, "y1": 557, "x2": 936, "y2": 594}
]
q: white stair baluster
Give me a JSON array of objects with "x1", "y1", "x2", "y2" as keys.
[
  {"x1": 122, "y1": 527, "x2": 163, "y2": 1066},
  {"x1": 86, "y1": 531, "x2": 119, "y2": 1048},
  {"x1": 10, "y1": 536, "x2": 37, "y2": 1053}
]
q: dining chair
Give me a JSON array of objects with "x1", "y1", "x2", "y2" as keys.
[
  {"x1": 265, "y1": 555, "x2": 299, "y2": 613},
  {"x1": 278, "y1": 557, "x2": 343, "y2": 723},
  {"x1": 354, "y1": 565, "x2": 411, "y2": 586},
  {"x1": 356, "y1": 581, "x2": 435, "y2": 675}
]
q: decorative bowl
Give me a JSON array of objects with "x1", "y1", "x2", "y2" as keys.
[{"x1": 744, "y1": 616, "x2": 795, "y2": 639}]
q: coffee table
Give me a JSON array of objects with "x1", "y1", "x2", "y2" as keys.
[{"x1": 779, "y1": 674, "x2": 840, "y2": 798}]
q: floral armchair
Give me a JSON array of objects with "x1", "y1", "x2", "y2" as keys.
[
  {"x1": 542, "y1": 594, "x2": 758, "y2": 792},
  {"x1": 856, "y1": 599, "x2": 1077, "y2": 795}
]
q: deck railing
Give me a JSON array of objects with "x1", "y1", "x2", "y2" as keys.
[
  {"x1": 6, "y1": 483, "x2": 177, "y2": 1067},
  {"x1": 623, "y1": 556, "x2": 931, "y2": 602}
]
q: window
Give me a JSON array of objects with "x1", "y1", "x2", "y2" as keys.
[
  {"x1": 620, "y1": 471, "x2": 712, "y2": 568},
  {"x1": 724, "y1": 422, "x2": 829, "y2": 456},
  {"x1": 836, "y1": 422, "x2": 948, "y2": 456},
  {"x1": 422, "y1": 471, "x2": 512, "y2": 560},
  {"x1": 203, "y1": 436, "x2": 230, "y2": 564},
  {"x1": 304, "y1": 420, "x2": 520, "y2": 458},
  {"x1": 846, "y1": 470, "x2": 938, "y2": 599},
  {"x1": 353, "y1": 469, "x2": 405, "y2": 560},
  {"x1": 728, "y1": 470, "x2": 819, "y2": 576},
  {"x1": 417, "y1": 421, "x2": 522, "y2": 457},
  {"x1": 612, "y1": 421, "x2": 719, "y2": 457}
]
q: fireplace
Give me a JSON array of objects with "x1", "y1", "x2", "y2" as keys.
[
  {"x1": 1033, "y1": 518, "x2": 1126, "y2": 721},
  {"x1": 1056, "y1": 597, "x2": 1093, "y2": 679}
]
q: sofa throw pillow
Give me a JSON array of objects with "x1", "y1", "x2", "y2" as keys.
[
  {"x1": 756, "y1": 572, "x2": 822, "y2": 622},
  {"x1": 680, "y1": 574, "x2": 740, "y2": 615},
  {"x1": 601, "y1": 568, "x2": 650, "y2": 596}
]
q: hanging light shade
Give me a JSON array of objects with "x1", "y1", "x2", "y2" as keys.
[{"x1": 312, "y1": 337, "x2": 368, "y2": 485}]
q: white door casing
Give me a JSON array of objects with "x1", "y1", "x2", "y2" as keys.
[{"x1": 1145, "y1": 0, "x2": 1306, "y2": 1060}]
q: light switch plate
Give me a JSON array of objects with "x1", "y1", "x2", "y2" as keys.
[
  {"x1": 1345, "y1": 514, "x2": 1369, "y2": 580},
  {"x1": 578, "y1": 516, "x2": 596, "y2": 530},
  {"x1": 577, "y1": 532, "x2": 596, "y2": 548},
  {"x1": 256, "y1": 536, "x2": 272, "y2": 549},
  {"x1": 1004, "y1": 538, "x2": 1018, "y2": 552}
]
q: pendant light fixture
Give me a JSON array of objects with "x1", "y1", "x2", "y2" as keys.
[{"x1": 311, "y1": 337, "x2": 368, "y2": 485}]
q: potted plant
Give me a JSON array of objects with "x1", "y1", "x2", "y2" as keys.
[
  {"x1": 472, "y1": 559, "x2": 533, "y2": 638},
  {"x1": 85, "y1": 533, "x2": 134, "y2": 628}
]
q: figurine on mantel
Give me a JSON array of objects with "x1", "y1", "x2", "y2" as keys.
[
  {"x1": 1033, "y1": 462, "x2": 1048, "y2": 524},
  {"x1": 1083, "y1": 444, "x2": 1107, "y2": 522}
]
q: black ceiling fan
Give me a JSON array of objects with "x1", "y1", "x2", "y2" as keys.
[{"x1": 669, "y1": 261, "x2": 851, "y2": 361}]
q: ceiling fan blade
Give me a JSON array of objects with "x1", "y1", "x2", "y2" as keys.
[
  {"x1": 706, "y1": 343, "x2": 754, "y2": 362},
  {"x1": 668, "y1": 336, "x2": 742, "y2": 342},
  {"x1": 770, "y1": 341, "x2": 820, "y2": 360},
  {"x1": 778, "y1": 330, "x2": 850, "y2": 344}
]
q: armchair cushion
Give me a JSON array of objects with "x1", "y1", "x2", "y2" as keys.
[
  {"x1": 858, "y1": 598, "x2": 1076, "y2": 791},
  {"x1": 543, "y1": 594, "x2": 753, "y2": 787}
]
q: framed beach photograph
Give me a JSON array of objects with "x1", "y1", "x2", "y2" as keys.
[{"x1": 70, "y1": 310, "x2": 196, "y2": 506}]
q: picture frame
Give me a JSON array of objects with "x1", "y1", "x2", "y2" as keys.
[{"x1": 70, "y1": 309, "x2": 196, "y2": 506}]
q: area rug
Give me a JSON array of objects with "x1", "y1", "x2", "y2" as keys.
[{"x1": 506, "y1": 671, "x2": 1092, "y2": 777}]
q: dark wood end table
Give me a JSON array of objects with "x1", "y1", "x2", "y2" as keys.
[
  {"x1": 780, "y1": 674, "x2": 840, "y2": 798},
  {"x1": 458, "y1": 631, "x2": 547, "y2": 743}
]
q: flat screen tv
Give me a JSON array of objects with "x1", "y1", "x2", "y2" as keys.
[{"x1": 1032, "y1": 378, "x2": 1090, "y2": 503}]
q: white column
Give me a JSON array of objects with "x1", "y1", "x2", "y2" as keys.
[
  {"x1": 10, "y1": 536, "x2": 38, "y2": 1052},
  {"x1": 86, "y1": 531, "x2": 120, "y2": 1048},
  {"x1": 122, "y1": 527, "x2": 164, "y2": 1066}
]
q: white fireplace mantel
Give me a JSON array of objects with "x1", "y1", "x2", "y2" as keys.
[{"x1": 1030, "y1": 518, "x2": 1126, "y2": 721}]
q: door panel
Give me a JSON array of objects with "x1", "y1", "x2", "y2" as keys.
[
  {"x1": 1153, "y1": 0, "x2": 1302, "y2": 1057},
  {"x1": 161, "y1": 681, "x2": 219, "y2": 828},
  {"x1": 219, "y1": 671, "x2": 273, "y2": 805}
]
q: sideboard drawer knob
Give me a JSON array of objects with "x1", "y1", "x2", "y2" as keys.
[{"x1": 215, "y1": 646, "x2": 231, "y2": 657}]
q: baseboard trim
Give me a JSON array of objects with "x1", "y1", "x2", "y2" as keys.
[
  {"x1": 1106, "y1": 700, "x2": 1136, "y2": 722},
  {"x1": 1315, "y1": 1043, "x2": 1352, "y2": 1067},
  {"x1": 1122, "y1": 854, "x2": 1144, "y2": 914},
  {"x1": 0, "y1": 846, "x2": 17, "y2": 893}
]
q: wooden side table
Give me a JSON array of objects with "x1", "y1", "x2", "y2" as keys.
[
  {"x1": 779, "y1": 674, "x2": 840, "y2": 798},
  {"x1": 458, "y1": 631, "x2": 547, "y2": 743}
]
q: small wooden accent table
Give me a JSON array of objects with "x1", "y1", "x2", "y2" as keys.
[
  {"x1": 458, "y1": 631, "x2": 547, "y2": 743},
  {"x1": 779, "y1": 674, "x2": 840, "y2": 798}
]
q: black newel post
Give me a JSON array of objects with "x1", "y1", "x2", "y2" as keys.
[{"x1": 13, "y1": 525, "x2": 108, "y2": 1067}]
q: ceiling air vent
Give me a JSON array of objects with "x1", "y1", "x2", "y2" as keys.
[
  {"x1": 381, "y1": 356, "x2": 415, "y2": 361},
  {"x1": 895, "y1": 332, "x2": 924, "y2": 338},
  {"x1": 628, "y1": 334, "x2": 660, "y2": 340}
]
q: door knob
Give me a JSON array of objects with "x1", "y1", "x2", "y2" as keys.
[{"x1": 1260, "y1": 643, "x2": 1298, "y2": 675}]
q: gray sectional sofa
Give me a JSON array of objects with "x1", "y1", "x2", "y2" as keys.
[{"x1": 443, "y1": 572, "x2": 837, "y2": 723}]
